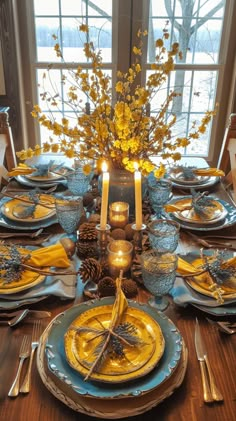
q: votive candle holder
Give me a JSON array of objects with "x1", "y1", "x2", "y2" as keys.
[
  {"x1": 109, "y1": 202, "x2": 129, "y2": 228},
  {"x1": 107, "y1": 240, "x2": 133, "y2": 278}
]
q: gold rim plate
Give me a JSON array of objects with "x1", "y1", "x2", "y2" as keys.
[
  {"x1": 1, "y1": 194, "x2": 55, "y2": 222},
  {"x1": 186, "y1": 256, "x2": 236, "y2": 299},
  {"x1": 64, "y1": 305, "x2": 165, "y2": 383},
  {"x1": 172, "y1": 197, "x2": 227, "y2": 225}
]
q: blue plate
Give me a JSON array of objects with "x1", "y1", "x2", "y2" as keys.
[
  {"x1": 46, "y1": 297, "x2": 183, "y2": 399},
  {"x1": 169, "y1": 196, "x2": 236, "y2": 231}
]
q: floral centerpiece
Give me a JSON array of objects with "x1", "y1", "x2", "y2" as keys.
[{"x1": 17, "y1": 24, "x2": 216, "y2": 178}]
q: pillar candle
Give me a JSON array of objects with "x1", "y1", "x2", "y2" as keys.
[
  {"x1": 134, "y1": 168, "x2": 142, "y2": 230},
  {"x1": 100, "y1": 162, "x2": 109, "y2": 230}
]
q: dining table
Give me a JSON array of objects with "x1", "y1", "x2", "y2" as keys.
[{"x1": 0, "y1": 156, "x2": 235, "y2": 421}]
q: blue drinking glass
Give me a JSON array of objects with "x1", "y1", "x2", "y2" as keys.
[
  {"x1": 55, "y1": 196, "x2": 84, "y2": 237},
  {"x1": 148, "y1": 179, "x2": 172, "y2": 218},
  {"x1": 67, "y1": 170, "x2": 90, "y2": 196},
  {"x1": 148, "y1": 219, "x2": 180, "y2": 253},
  {"x1": 140, "y1": 250, "x2": 178, "y2": 311}
]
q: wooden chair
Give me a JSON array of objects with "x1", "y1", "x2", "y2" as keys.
[{"x1": 0, "y1": 107, "x2": 17, "y2": 185}]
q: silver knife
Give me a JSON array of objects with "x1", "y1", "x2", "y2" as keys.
[{"x1": 195, "y1": 318, "x2": 223, "y2": 402}]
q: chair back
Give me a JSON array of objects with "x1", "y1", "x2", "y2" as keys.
[
  {"x1": 218, "y1": 113, "x2": 236, "y2": 173},
  {"x1": 0, "y1": 107, "x2": 17, "y2": 185}
]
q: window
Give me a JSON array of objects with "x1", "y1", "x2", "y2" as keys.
[
  {"x1": 17, "y1": 0, "x2": 236, "y2": 165},
  {"x1": 144, "y1": 0, "x2": 226, "y2": 157}
]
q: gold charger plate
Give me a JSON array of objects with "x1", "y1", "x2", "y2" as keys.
[
  {"x1": 186, "y1": 256, "x2": 236, "y2": 300},
  {"x1": 64, "y1": 305, "x2": 165, "y2": 383},
  {"x1": 37, "y1": 322, "x2": 187, "y2": 419},
  {"x1": 172, "y1": 197, "x2": 227, "y2": 225},
  {"x1": 24, "y1": 171, "x2": 63, "y2": 182},
  {"x1": 1, "y1": 194, "x2": 55, "y2": 223}
]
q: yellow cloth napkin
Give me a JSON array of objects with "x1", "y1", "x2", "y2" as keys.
[
  {"x1": 194, "y1": 168, "x2": 225, "y2": 177},
  {"x1": 177, "y1": 256, "x2": 205, "y2": 278},
  {"x1": 20, "y1": 243, "x2": 71, "y2": 268},
  {"x1": 8, "y1": 164, "x2": 35, "y2": 177},
  {"x1": 177, "y1": 255, "x2": 236, "y2": 278},
  {"x1": 164, "y1": 203, "x2": 192, "y2": 212},
  {"x1": 0, "y1": 243, "x2": 71, "y2": 290}
]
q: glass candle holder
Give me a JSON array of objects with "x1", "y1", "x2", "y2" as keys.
[
  {"x1": 109, "y1": 202, "x2": 129, "y2": 228},
  {"x1": 107, "y1": 240, "x2": 133, "y2": 278}
]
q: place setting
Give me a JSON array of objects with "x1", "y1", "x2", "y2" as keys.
[
  {"x1": 8, "y1": 161, "x2": 68, "y2": 189},
  {"x1": 0, "y1": 238, "x2": 78, "y2": 310},
  {"x1": 37, "y1": 273, "x2": 187, "y2": 419},
  {"x1": 164, "y1": 188, "x2": 236, "y2": 231},
  {"x1": 171, "y1": 248, "x2": 236, "y2": 317},
  {"x1": 167, "y1": 165, "x2": 225, "y2": 191},
  {"x1": 0, "y1": 187, "x2": 59, "y2": 230}
]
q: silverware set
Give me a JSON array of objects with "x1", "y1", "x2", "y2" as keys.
[
  {"x1": 206, "y1": 318, "x2": 236, "y2": 335},
  {"x1": 194, "y1": 318, "x2": 224, "y2": 403},
  {"x1": 8, "y1": 320, "x2": 42, "y2": 397}
]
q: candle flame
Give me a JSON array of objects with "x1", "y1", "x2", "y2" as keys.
[
  {"x1": 102, "y1": 162, "x2": 108, "y2": 172},
  {"x1": 134, "y1": 162, "x2": 139, "y2": 171}
]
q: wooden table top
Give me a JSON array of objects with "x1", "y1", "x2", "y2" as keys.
[{"x1": 0, "y1": 172, "x2": 236, "y2": 421}]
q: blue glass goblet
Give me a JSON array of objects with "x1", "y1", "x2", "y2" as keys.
[
  {"x1": 140, "y1": 250, "x2": 178, "y2": 311},
  {"x1": 148, "y1": 179, "x2": 172, "y2": 218},
  {"x1": 55, "y1": 196, "x2": 83, "y2": 238},
  {"x1": 148, "y1": 219, "x2": 180, "y2": 253}
]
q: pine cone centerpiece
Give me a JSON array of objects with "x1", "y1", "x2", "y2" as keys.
[
  {"x1": 78, "y1": 258, "x2": 102, "y2": 283},
  {"x1": 77, "y1": 222, "x2": 98, "y2": 259},
  {"x1": 79, "y1": 222, "x2": 97, "y2": 241}
]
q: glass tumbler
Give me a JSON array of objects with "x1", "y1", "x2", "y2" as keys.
[
  {"x1": 140, "y1": 250, "x2": 178, "y2": 311},
  {"x1": 55, "y1": 196, "x2": 84, "y2": 236},
  {"x1": 148, "y1": 219, "x2": 180, "y2": 253}
]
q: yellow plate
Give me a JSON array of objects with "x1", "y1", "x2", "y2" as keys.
[
  {"x1": 186, "y1": 256, "x2": 236, "y2": 299},
  {"x1": 24, "y1": 171, "x2": 63, "y2": 182},
  {"x1": 1, "y1": 194, "x2": 55, "y2": 222},
  {"x1": 173, "y1": 197, "x2": 227, "y2": 224},
  {"x1": 64, "y1": 305, "x2": 165, "y2": 383}
]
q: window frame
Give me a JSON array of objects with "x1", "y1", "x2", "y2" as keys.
[{"x1": 15, "y1": 0, "x2": 236, "y2": 166}]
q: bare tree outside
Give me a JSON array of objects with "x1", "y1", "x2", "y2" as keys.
[{"x1": 148, "y1": 0, "x2": 224, "y2": 114}]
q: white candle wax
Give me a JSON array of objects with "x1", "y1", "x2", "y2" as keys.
[
  {"x1": 134, "y1": 170, "x2": 142, "y2": 230},
  {"x1": 100, "y1": 163, "x2": 109, "y2": 230}
]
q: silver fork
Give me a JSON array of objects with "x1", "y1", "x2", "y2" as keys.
[
  {"x1": 8, "y1": 335, "x2": 31, "y2": 397},
  {"x1": 20, "y1": 320, "x2": 42, "y2": 393}
]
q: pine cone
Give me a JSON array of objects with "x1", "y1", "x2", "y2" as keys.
[
  {"x1": 76, "y1": 240, "x2": 98, "y2": 259},
  {"x1": 78, "y1": 258, "x2": 102, "y2": 283},
  {"x1": 79, "y1": 222, "x2": 97, "y2": 241},
  {"x1": 121, "y1": 279, "x2": 138, "y2": 298},
  {"x1": 97, "y1": 277, "x2": 116, "y2": 297}
]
